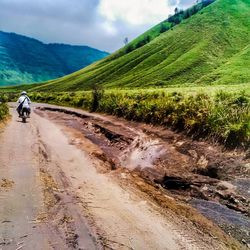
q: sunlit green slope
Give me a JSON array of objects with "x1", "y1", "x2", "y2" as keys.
[{"x1": 25, "y1": 0, "x2": 250, "y2": 91}]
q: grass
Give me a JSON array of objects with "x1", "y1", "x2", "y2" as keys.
[
  {"x1": 15, "y1": 0, "x2": 250, "y2": 92},
  {"x1": 4, "y1": 84, "x2": 249, "y2": 148},
  {"x1": 0, "y1": 94, "x2": 9, "y2": 121},
  {"x1": 120, "y1": 0, "x2": 216, "y2": 55},
  {"x1": 0, "y1": 0, "x2": 249, "y2": 148}
]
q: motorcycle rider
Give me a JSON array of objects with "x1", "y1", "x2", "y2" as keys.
[{"x1": 17, "y1": 91, "x2": 31, "y2": 117}]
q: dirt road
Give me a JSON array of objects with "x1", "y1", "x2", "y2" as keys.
[{"x1": 0, "y1": 105, "x2": 245, "y2": 249}]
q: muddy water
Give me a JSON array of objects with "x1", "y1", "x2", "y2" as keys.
[
  {"x1": 191, "y1": 199, "x2": 250, "y2": 246},
  {"x1": 119, "y1": 132, "x2": 166, "y2": 170},
  {"x1": 192, "y1": 178, "x2": 250, "y2": 246},
  {"x1": 234, "y1": 179, "x2": 250, "y2": 199}
]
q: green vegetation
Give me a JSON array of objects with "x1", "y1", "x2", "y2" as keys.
[
  {"x1": 124, "y1": 0, "x2": 216, "y2": 54},
  {"x1": 0, "y1": 0, "x2": 249, "y2": 148},
  {"x1": 0, "y1": 103, "x2": 8, "y2": 121},
  {"x1": 20, "y1": 0, "x2": 250, "y2": 92},
  {"x1": 0, "y1": 31, "x2": 109, "y2": 86},
  {"x1": 0, "y1": 95, "x2": 9, "y2": 121},
  {"x1": 4, "y1": 84, "x2": 248, "y2": 148}
]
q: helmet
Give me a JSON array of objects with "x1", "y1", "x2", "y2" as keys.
[{"x1": 21, "y1": 91, "x2": 27, "y2": 95}]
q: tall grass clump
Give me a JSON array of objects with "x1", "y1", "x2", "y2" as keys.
[
  {"x1": 91, "y1": 84, "x2": 104, "y2": 112},
  {"x1": 6, "y1": 89, "x2": 249, "y2": 148},
  {"x1": 0, "y1": 94, "x2": 9, "y2": 121},
  {"x1": 209, "y1": 91, "x2": 249, "y2": 148},
  {"x1": 98, "y1": 90, "x2": 249, "y2": 148}
]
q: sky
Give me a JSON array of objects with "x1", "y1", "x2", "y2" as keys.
[{"x1": 0, "y1": 0, "x2": 195, "y2": 52}]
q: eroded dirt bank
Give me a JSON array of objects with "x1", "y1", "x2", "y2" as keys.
[
  {"x1": 0, "y1": 104, "x2": 248, "y2": 249},
  {"x1": 35, "y1": 104, "x2": 249, "y2": 248}
]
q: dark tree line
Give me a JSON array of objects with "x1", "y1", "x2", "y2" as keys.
[
  {"x1": 167, "y1": 0, "x2": 216, "y2": 26},
  {"x1": 125, "y1": 35, "x2": 152, "y2": 53}
]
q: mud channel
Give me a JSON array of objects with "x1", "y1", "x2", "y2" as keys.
[{"x1": 35, "y1": 105, "x2": 250, "y2": 248}]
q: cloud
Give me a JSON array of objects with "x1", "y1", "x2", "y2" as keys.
[
  {"x1": 98, "y1": 0, "x2": 173, "y2": 25},
  {"x1": 0, "y1": 0, "x2": 194, "y2": 52},
  {"x1": 102, "y1": 21, "x2": 118, "y2": 35},
  {"x1": 178, "y1": 0, "x2": 196, "y2": 9}
]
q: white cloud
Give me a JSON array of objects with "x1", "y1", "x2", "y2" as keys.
[
  {"x1": 0, "y1": 0, "x2": 193, "y2": 52},
  {"x1": 102, "y1": 21, "x2": 117, "y2": 35},
  {"x1": 98, "y1": 0, "x2": 174, "y2": 26}
]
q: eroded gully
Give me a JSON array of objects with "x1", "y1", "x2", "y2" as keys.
[{"x1": 0, "y1": 104, "x2": 248, "y2": 249}]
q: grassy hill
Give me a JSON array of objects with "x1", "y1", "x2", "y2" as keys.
[
  {"x1": 1, "y1": 0, "x2": 248, "y2": 148},
  {"x1": 0, "y1": 31, "x2": 109, "y2": 86},
  {"x1": 29, "y1": 0, "x2": 249, "y2": 92}
]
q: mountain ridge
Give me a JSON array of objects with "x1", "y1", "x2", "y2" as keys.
[{"x1": 0, "y1": 30, "x2": 109, "y2": 86}]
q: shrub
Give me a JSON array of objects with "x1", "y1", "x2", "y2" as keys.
[
  {"x1": 0, "y1": 103, "x2": 9, "y2": 121},
  {"x1": 91, "y1": 84, "x2": 104, "y2": 112},
  {"x1": 5, "y1": 88, "x2": 248, "y2": 148}
]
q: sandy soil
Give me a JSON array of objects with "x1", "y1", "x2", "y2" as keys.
[{"x1": 0, "y1": 104, "x2": 244, "y2": 249}]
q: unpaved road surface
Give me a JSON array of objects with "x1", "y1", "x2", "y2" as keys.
[{"x1": 0, "y1": 104, "x2": 248, "y2": 249}]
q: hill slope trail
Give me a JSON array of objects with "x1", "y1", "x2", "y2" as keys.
[{"x1": 0, "y1": 106, "x2": 229, "y2": 249}]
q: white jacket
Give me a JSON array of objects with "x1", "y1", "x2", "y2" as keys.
[{"x1": 17, "y1": 95, "x2": 31, "y2": 109}]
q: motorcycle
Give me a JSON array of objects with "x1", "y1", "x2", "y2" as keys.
[{"x1": 20, "y1": 107, "x2": 30, "y2": 123}]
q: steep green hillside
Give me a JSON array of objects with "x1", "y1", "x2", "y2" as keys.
[
  {"x1": 118, "y1": 0, "x2": 216, "y2": 55},
  {"x1": 0, "y1": 31, "x2": 109, "y2": 86},
  {"x1": 32, "y1": 0, "x2": 250, "y2": 92}
]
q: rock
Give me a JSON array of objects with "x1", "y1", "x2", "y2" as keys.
[
  {"x1": 176, "y1": 141, "x2": 185, "y2": 146},
  {"x1": 121, "y1": 173, "x2": 127, "y2": 179},
  {"x1": 217, "y1": 181, "x2": 236, "y2": 192},
  {"x1": 244, "y1": 149, "x2": 250, "y2": 159},
  {"x1": 188, "y1": 150, "x2": 198, "y2": 159},
  {"x1": 197, "y1": 156, "x2": 208, "y2": 168},
  {"x1": 244, "y1": 163, "x2": 250, "y2": 170},
  {"x1": 201, "y1": 185, "x2": 209, "y2": 191}
]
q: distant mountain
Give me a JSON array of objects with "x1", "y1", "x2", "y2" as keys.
[
  {"x1": 0, "y1": 31, "x2": 109, "y2": 86},
  {"x1": 30, "y1": 0, "x2": 250, "y2": 91}
]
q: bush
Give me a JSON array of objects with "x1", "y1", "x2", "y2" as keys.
[
  {"x1": 0, "y1": 103, "x2": 9, "y2": 121},
  {"x1": 91, "y1": 84, "x2": 104, "y2": 112},
  {"x1": 5, "y1": 89, "x2": 248, "y2": 148}
]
